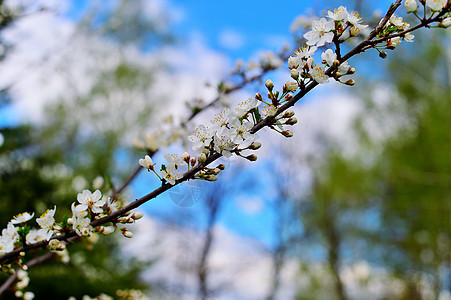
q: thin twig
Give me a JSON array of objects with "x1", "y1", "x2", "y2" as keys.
[{"x1": 0, "y1": 252, "x2": 55, "y2": 295}]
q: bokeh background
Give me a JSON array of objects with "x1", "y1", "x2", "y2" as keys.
[{"x1": 0, "y1": 0, "x2": 450, "y2": 299}]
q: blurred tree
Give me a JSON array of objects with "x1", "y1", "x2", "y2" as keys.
[
  {"x1": 292, "y1": 30, "x2": 450, "y2": 299},
  {"x1": 0, "y1": 0, "x2": 174, "y2": 297}
]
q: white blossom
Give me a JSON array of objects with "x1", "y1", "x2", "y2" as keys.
[
  {"x1": 295, "y1": 46, "x2": 318, "y2": 59},
  {"x1": 210, "y1": 108, "x2": 231, "y2": 134},
  {"x1": 77, "y1": 190, "x2": 106, "y2": 214},
  {"x1": 138, "y1": 155, "x2": 155, "y2": 170},
  {"x1": 328, "y1": 6, "x2": 349, "y2": 21},
  {"x1": 71, "y1": 203, "x2": 93, "y2": 237},
  {"x1": 261, "y1": 104, "x2": 278, "y2": 117},
  {"x1": 214, "y1": 131, "x2": 236, "y2": 158},
  {"x1": 36, "y1": 206, "x2": 56, "y2": 241},
  {"x1": 11, "y1": 212, "x2": 34, "y2": 224},
  {"x1": 389, "y1": 15, "x2": 406, "y2": 29},
  {"x1": 234, "y1": 98, "x2": 261, "y2": 118},
  {"x1": 229, "y1": 118, "x2": 255, "y2": 148},
  {"x1": 321, "y1": 49, "x2": 337, "y2": 67},
  {"x1": 347, "y1": 11, "x2": 368, "y2": 29},
  {"x1": 311, "y1": 64, "x2": 329, "y2": 84},
  {"x1": 164, "y1": 153, "x2": 185, "y2": 167},
  {"x1": 338, "y1": 61, "x2": 351, "y2": 74},
  {"x1": 188, "y1": 125, "x2": 212, "y2": 152},
  {"x1": 304, "y1": 18, "x2": 335, "y2": 46},
  {"x1": 160, "y1": 165, "x2": 183, "y2": 185},
  {"x1": 285, "y1": 81, "x2": 298, "y2": 92},
  {"x1": 426, "y1": 0, "x2": 447, "y2": 11},
  {"x1": 405, "y1": 0, "x2": 418, "y2": 12}
]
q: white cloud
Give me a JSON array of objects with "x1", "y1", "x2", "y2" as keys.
[
  {"x1": 218, "y1": 29, "x2": 245, "y2": 50},
  {"x1": 236, "y1": 195, "x2": 263, "y2": 215}
]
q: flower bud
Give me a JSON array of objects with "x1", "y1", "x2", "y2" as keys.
[
  {"x1": 285, "y1": 94, "x2": 293, "y2": 101},
  {"x1": 20, "y1": 252, "x2": 25, "y2": 257},
  {"x1": 282, "y1": 110, "x2": 295, "y2": 118},
  {"x1": 118, "y1": 217, "x2": 134, "y2": 224},
  {"x1": 306, "y1": 57, "x2": 314, "y2": 68},
  {"x1": 265, "y1": 79, "x2": 274, "y2": 91},
  {"x1": 67, "y1": 218, "x2": 73, "y2": 226},
  {"x1": 440, "y1": 17, "x2": 451, "y2": 28},
  {"x1": 388, "y1": 37, "x2": 401, "y2": 49},
  {"x1": 181, "y1": 152, "x2": 190, "y2": 163},
  {"x1": 217, "y1": 164, "x2": 225, "y2": 170},
  {"x1": 131, "y1": 211, "x2": 143, "y2": 220},
  {"x1": 405, "y1": 0, "x2": 418, "y2": 12},
  {"x1": 212, "y1": 168, "x2": 221, "y2": 175},
  {"x1": 15, "y1": 291, "x2": 23, "y2": 298},
  {"x1": 205, "y1": 175, "x2": 218, "y2": 181},
  {"x1": 291, "y1": 69, "x2": 299, "y2": 80},
  {"x1": 285, "y1": 117, "x2": 298, "y2": 125},
  {"x1": 99, "y1": 226, "x2": 115, "y2": 235},
  {"x1": 24, "y1": 292, "x2": 35, "y2": 300},
  {"x1": 344, "y1": 79, "x2": 355, "y2": 86},
  {"x1": 22, "y1": 265, "x2": 28, "y2": 271},
  {"x1": 333, "y1": 60, "x2": 340, "y2": 68},
  {"x1": 248, "y1": 142, "x2": 262, "y2": 150},
  {"x1": 198, "y1": 153, "x2": 207, "y2": 164},
  {"x1": 379, "y1": 51, "x2": 388, "y2": 59},
  {"x1": 255, "y1": 93, "x2": 263, "y2": 101},
  {"x1": 347, "y1": 68, "x2": 355, "y2": 75},
  {"x1": 190, "y1": 157, "x2": 197, "y2": 166},
  {"x1": 122, "y1": 230, "x2": 133, "y2": 238},
  {"x1": 202, "y1": 149, "x2": 209, "y2": 155},
  {"x1": 281, "y1": 130, "x2": 293, "y2": 137},
  {"x1": 245, "y1": 154, "x2": 258, "y2": 161}
]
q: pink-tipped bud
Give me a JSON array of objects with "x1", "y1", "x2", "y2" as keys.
[
  {"x1": 285, "y1": 117, "x2": 298, "y2": 125},
  {"x1": 131, "y1": 212, "x2": 143, "y2": 220},
  {"x1": 282, "y1": 130, "x2": 293, "y2": 137},
  {"x1": 216, "y1": 164, "x2": 225, "y2": 170},
  {"x1": 347, "y1": 68, "x2": 355, "y2": 75},
  {"x1": 285, "y1": 94, "x2": 293, "y2": 101},
  {"x1": 282, "y1": 110, "x2": 295, "y2": 118},
  {"x1": 255, "y1": 93, "x2": 263, "y2": 101},
  {"x1": 246, "y1": 154, "x2": 258, "y2": 161},
  {"x1": 122, "y1": 230, "x2": 133, "y2": 238},
  {"x1": 190, "y1": 157, "x2": 197, "y2": 166},
  {"x1": 291, "y1": 69, "x2": 299, "y2": 80},
  {"x1": 265, "y1": 79, "x2": 274, "y2": 91},
  {"x1": 344, "y1": 79, "x2": 355, "y2": 86},
  {"x1": 118, "y1": 217, "x2": 134, "y2": 224},
  {"x1": 181, "y1": 152, "x2": 190, "y2": 163},
  {"x1": 248, "y1": 142, "x2": 262, "y2": 150},
  {"x1": 212, "y1": 168, "x2": 221, "y2": 175}
]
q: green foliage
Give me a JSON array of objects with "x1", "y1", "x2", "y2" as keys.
[{"x1": 295, "y1": 31, "x2": 450, "y2": 298}]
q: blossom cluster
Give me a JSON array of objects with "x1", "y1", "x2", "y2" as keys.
[
  {"x1": 1, "y1": 1, "x2": 451, "y2": 298},
  {"x1": 138, "y1": 90, "x2": 299, "y2": 185}
]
